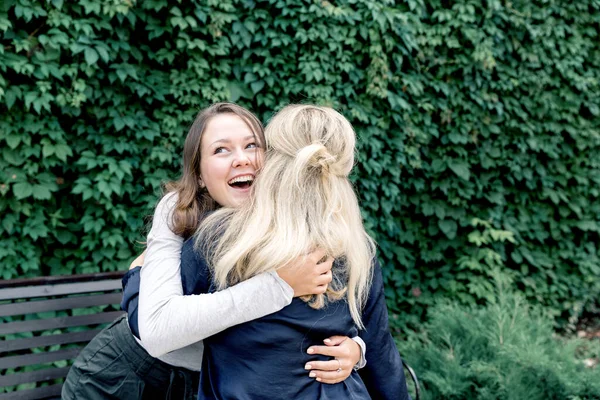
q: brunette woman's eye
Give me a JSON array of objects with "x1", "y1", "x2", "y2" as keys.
[{"x1": 214, "y1": 147, "x2": 227, "y2": 154}]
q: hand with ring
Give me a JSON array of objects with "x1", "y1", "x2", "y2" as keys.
[
  {"x1": 335, "y1": 358, "x2": 342, "y2": 373},
  {"x1": 304, "y1": 336, "x2": 362, "y2": 384}
]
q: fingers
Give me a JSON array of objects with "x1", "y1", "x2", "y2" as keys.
[
  {"x1": 312, "y1": 370, "x2": 351, "y2": 384},
  {"x1": 305, "y1": 338, "x2": 357, "y2": 384},
  {"x1": 314, "y1": 269, "x2": 332, "y2": 286},
  {"x1": 313, "y1": 271, "x2": 331, "y2": 294},
  {"x1": 305, "y1": 360, "x2": 351, "y2": 384},
  {"x1": 314, "y1": 285, "x2": 328, "y2": 294},
  {"x1": 308, "y1": 248, "x2": 328, "y2": 263},
  {"x1": 316, "y1": 256, "x2": 334, "y2": 274},
  {"x1": 307, "y1": 344, "x2": 349, "y2": 358},
  {"x1": 323, "y1": 335, "x2": 348, "y2": 346},
  {"x1": 305, "y1": 360, "x2": 339, "y2": 372},
  {"x1": 313, "y1": 259, "x2": 333, "y2": 294}
]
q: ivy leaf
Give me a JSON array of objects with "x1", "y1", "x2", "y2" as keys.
[
  {"x1": 84, "y1": 47, "x2": 99, "y2": 65},
  {"x1": 54, "y1": 230, "x2": 76, "y2": 245},
  {"x1": 1, "y1": 0, "x2": 16, "y2": 13},
  {"x1": 32, "y1": 184, "x2": 52, "y2": 200},
  {"x1": 6, "y1": 135, "x2": 21, "y2": 149},
  {"x1": 96, "y1": 46, "x2": 110, "y2": 63},
  {"x1": 5, "y1": 89, "x2": 16, "y2": 108},
  {"x1": 431, "y1": 159, "x2": 446, "y2": 173},
  {"x1": 448, "y1": 161, "x2": 470, "y2": 181},
  {"x1": 42, "y1": 143, "x2": 55, "y2": 158},
  {"x1": 576, "y1": 221, "x2": 597, "y2": 231},
  {"x1": 12, "y1": 182, "x2": 33, "y2": 199},
  {"x1": 227, "y1": 81, "x2": 251, "y2": 102},
  {"x1": 438, "y1": 220, "x2": 458, "y2": 239},
  {"x1": 250, "y1": 80, "x2": 265, "y2": 94},
  {"x1": 3, "y1": 147, "x2": 23, "y2": 166},
  {"x1": 53, "y1": 144, "x2": 72, "y2": 162},
  {"x1": 2, "y1": 213, "x2": 16, "y2": 233}
]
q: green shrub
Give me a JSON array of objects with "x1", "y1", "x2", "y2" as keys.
[
  {"x1": 398, "y1": 271, "x2": 600, "y2": 400},
  {"x1": 1, "y1": 1, "x2": 599, "y2": 329}
]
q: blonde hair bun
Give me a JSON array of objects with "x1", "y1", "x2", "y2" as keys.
[
  {"x1": 266, "y1": 105, "x2": 356, "y2": 181},
  {"x1": 295, "y1": 143, "x2": 345, "y2": 178}
]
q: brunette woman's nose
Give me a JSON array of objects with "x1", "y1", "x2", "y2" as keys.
[{"x1": 232, "y1": 152, "x2": 251, "y2": 168}]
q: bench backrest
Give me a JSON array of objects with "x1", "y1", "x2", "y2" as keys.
[{"x1": 0, "y1": 272, "x2": 125, "y2": 400}]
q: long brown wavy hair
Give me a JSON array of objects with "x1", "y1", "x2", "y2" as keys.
[{"x1": 164, "y1": 103, "x2": 265, "y2": 239}]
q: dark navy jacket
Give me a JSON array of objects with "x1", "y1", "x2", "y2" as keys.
[{"x1": 122, "y1": 240, "x2": 411, "y2": 400}]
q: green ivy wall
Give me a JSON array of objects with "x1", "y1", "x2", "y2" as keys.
[{"x1": 1, "y1": 0, "x2": 599, "y2": 329}]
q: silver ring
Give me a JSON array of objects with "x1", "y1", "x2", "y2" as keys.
[{"x1": 335, "y1": 358, "x2": 342, "y2": 373}]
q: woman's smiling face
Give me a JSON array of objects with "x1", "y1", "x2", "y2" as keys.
[{"x1": 200, "y1": 113, "x2": 264, "y2": 208}]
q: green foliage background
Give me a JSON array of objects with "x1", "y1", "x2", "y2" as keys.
[{"x1": 1, "y1": 0, "x2": 599, "y2": 330}]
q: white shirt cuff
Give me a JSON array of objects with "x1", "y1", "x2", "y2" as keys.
[{"x1": 351, "y1": 336, "x2": 367, "y2": 369}]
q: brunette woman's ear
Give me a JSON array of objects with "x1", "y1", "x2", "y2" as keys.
[{"x1": 198, "y1": 178, "x2": 205, "y2": 188}]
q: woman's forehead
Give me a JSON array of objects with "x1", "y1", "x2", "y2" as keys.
[{"x1": 202, "y1": 114, "x2": 256, "y2": 148}]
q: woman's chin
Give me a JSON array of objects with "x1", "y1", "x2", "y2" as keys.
[{"x1": 223, "y1": 188, "x2": 252, "y2": 208}]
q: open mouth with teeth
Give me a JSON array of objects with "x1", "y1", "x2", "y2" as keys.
[{"x1": 227, "y1": 175, "x2": 254, "y2": 190}]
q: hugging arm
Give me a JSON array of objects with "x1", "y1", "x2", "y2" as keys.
[
  {"x1": 131, "y1": 193, "x2": 365, "y2": 380},
  {"x1": 123, "y1": 250, "x2": 365, "y2": 382},
  {"x1": 136, "y1": 193, "x2": 353, "y2": 361},
  {"x1": 138, "y1": 194, "x2": 294, "y2": 357},
  {"x1": 120, "y1": 267, "x2": 141, "y2": 335},
  {"x1": 358, "y1": 260, "x2": 411, "y2": 400}
]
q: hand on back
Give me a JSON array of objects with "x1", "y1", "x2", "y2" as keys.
[
  {"x1": 276, "y1": 249, "x2": 333, "y2": 297},
  {"x1": 306, "y1": 336, "x2": 362, "y2": 384}
]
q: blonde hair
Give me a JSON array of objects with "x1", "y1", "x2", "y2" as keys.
[{"x1": 197, "y1": 104, "x2": 375, "y2": 328}]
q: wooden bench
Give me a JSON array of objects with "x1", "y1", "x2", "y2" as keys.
[
  {"x1": 0, "y1": 272, "x2": 420, "y2": 400},
  {"x1": 0, "y1": 272, "x2": 126, "y2": 400}
]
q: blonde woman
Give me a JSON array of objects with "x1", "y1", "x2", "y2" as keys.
[{"x1": 142, "y1": 104, "x2": 410, "y2": 399}]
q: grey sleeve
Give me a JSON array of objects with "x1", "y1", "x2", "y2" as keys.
[{"x1": 138, "y1": 193, "x2": 293, "y2": 357}]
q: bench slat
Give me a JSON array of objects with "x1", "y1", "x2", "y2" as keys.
[
  {"x1": 0, "y1": 348, "x2": 82, "y2": 369},
  {"x1": 0, "y1": 366, "x2": 70, "y2": 387},
  {"x1": 0, "y1": 383, "x2": 62, "y2": 400},
  {"x1": 0, "y1": 280, "x2": 122, "y2": 301},
  {"x1": 0, "y1": 271, "x2": 125, "y2": 289},
  {"x1": 0, "y1": 311, "x2": 124, "y2": 335},
  {"x1": 0, "y1": 329, "x2": 103, "y2": 353},
  {"x1": 0, "y1": 293, "x2": 123, "y2": 317},
  {"x1": 0, "y1": 273, "x2": 127, "y2": 399}
]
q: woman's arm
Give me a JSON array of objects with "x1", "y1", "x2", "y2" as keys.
[
  {"x1": 123, "y1": 256, "x2": 364, "y2": 383},
  {"x1": 119, "y1": 252, "x2": 145, "y2": 337},
  {"x1": 138, "y1": 193, "x2": 334, "y2": 358},
  {"x1": 122, "y1": 262, "x2": 365, "y2": 381},
  {"x1": 120, "y1": 266, "x2": 141, "y2": 336},
  {"x1": 138, "y1": 193, "x2": 294, "y2": 356},
  {"x1": 358, "y1": 259, "x2": 412, "y2": 400}
]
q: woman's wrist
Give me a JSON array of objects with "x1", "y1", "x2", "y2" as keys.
[
  {"x1": 351, "y1": 336, "x2": 367, "y2": 369},
  {"x1": 268, "y1": 271, "x2": 294, "y2": 303}
]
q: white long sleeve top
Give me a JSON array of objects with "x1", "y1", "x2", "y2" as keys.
[{"x1": 138, "y1": 193, "x2": 294, "y2": 365}]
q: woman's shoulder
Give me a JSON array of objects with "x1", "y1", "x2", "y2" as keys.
[
  {"x1": 150, "y1": 191, "x2": 180, "y2": 231},
  {"x1": 156, "y1": 191, "x2": 179, "y2": 213},
  {"x1": 145, "y1": 191, "x2": 185, "y2": 242}
]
